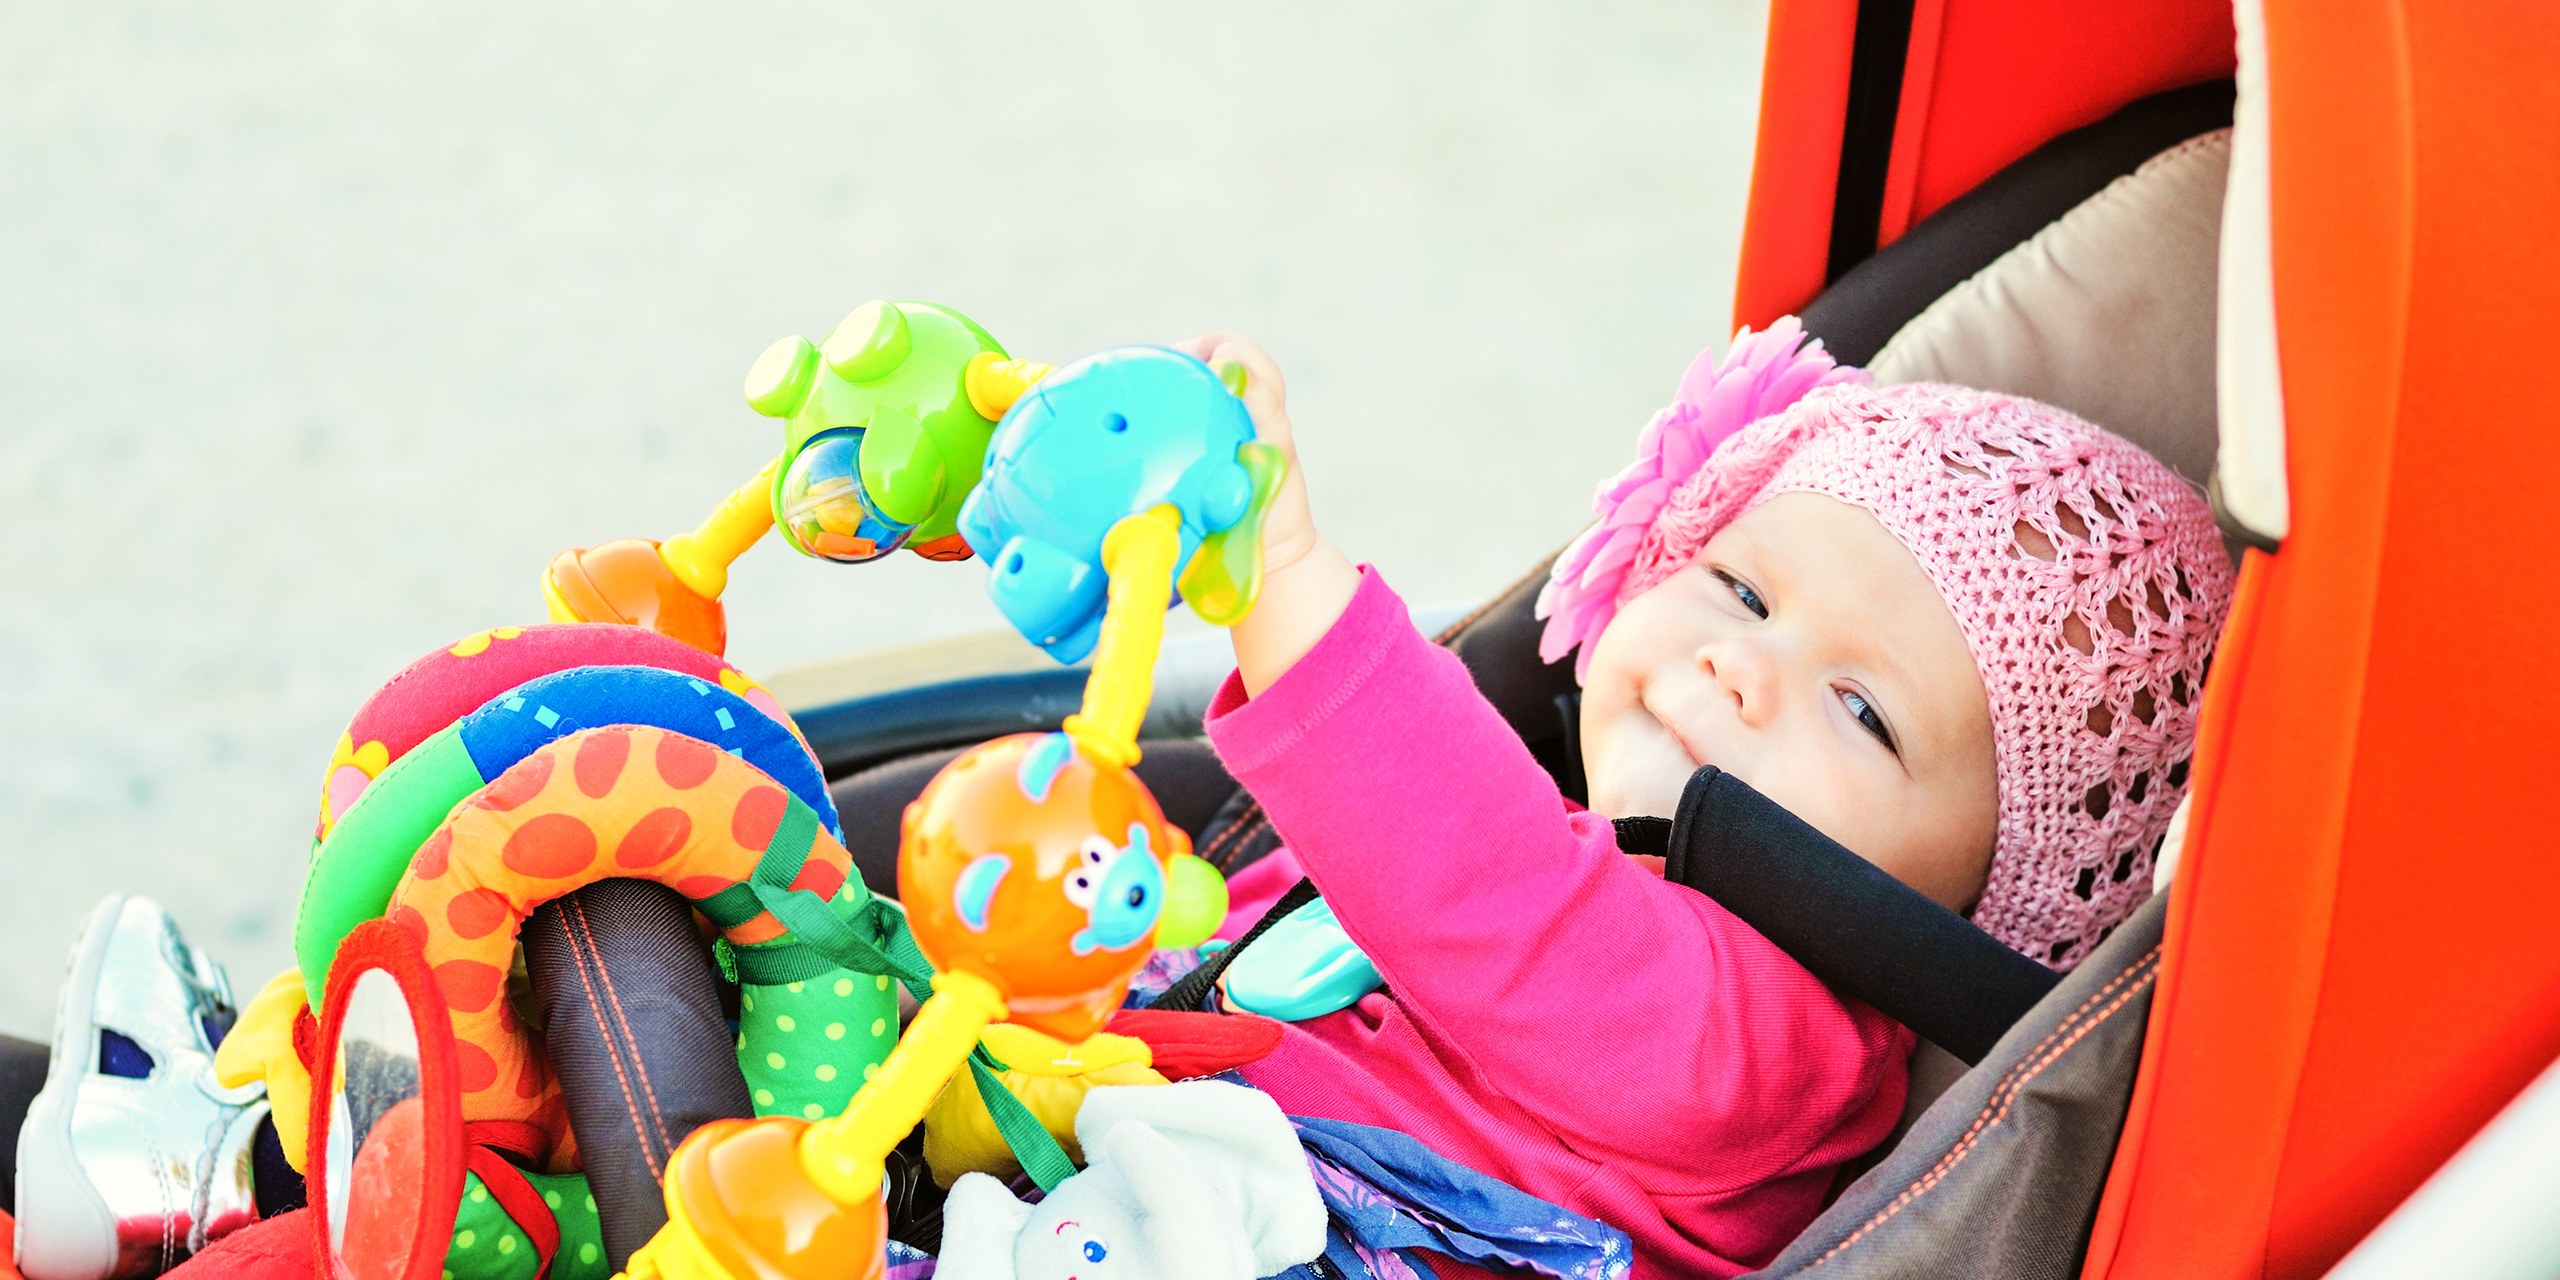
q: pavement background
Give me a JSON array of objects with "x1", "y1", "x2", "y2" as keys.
[{"x1": 0, "y1": 1, "x2": 1767, "y2": 1037}]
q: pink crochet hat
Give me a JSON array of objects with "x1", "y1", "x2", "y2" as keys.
[{"x1": 1538, "y1": 325, "x2": 2233, "y2": 968}]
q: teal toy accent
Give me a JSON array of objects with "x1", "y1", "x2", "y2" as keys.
[
  {"x1": 1222, "y1": 895, "x2": 1383, "y2": 1022},
  {"x1": 1067, "y1": 823, "x2": 1165, "y2": 956}
]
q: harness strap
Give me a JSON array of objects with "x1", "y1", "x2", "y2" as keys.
[
  {"x1": 1150, "y1": 875, "x2": 1322, "y2": 1014},
  {"x1": 1662, "y1": 765, "x2": 2060, "y2": 1065},
  {"x1": 1611, "y1": 815, "x2": 1670, "y2": 861}
]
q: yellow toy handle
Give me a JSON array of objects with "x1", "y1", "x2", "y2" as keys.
[
  {"x1": 1060, "y1": 505, "x2": 1182, "y2": 767},
  {"x1": 797, "y1": 969, "x2": 1010, "y2": 1201},
  {"x1": 964, "y1": 352, "x2": 1057, "y2": 421},
  {"x1": 659, "y1": 455, "x2": 782, "y2": 600}
]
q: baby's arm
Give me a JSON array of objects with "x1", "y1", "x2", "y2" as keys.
[
  {"x1": 1187, "y1": 335, "x2": 1908, "y2": 1178},
  {"x1": 1170, "y1": 333, "x2": 1359, "y2": 697}
]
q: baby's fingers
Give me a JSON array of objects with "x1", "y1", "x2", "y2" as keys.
[{"x1": 1174, "y1": 331, "x2": 1291, "y2": 449}]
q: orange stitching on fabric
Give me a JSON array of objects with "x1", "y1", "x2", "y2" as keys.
[
  {"x1": 1202, "y1": 807, "x2": 1270, "y2": 872},
  {"x1": 1432, "y1": 601, "x2": 1497, "y2": 644},
  {"x1": 563, "y1": 896, "x2": 659, "y2": 1178},
  {"x1": 1225, "y1": 814, "x2": 1273, "y2": 871},
  {"x1": 1200, "y1": 810, "x2": 1250, "y2": 864},
  {"x1": 572, "y1": 894, "x2": 672, "y2": 1158},
  {"x1": 1804, "y1": 949, "x2": 2161, "y2": 1270}
]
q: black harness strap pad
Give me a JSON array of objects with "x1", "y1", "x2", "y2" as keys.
[
  {"x1": 1665, "y1": 767, "x2": 2059, "y2": 1065},
  {"x1": 1143, "y1": 770, "x2": 2055, "y2": 1064}
]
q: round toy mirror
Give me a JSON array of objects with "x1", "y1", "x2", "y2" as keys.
[{"x1": 309, "y1": 919, "x2": 465, "y2": 1280}]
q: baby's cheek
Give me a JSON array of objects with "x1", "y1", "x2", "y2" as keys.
[
  {"x1": 1582, "y1": 717, "x2": 1693, "y2": 819},
  {"x1": 1748, "y1": 750, "x2": 1885, "y2": 859}
]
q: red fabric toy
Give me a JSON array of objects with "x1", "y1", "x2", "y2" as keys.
[{"x1": 1105, "y1": 1008, "x2": 1286, "y2": 1080}]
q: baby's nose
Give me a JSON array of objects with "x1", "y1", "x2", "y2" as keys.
[{"x1": 1698, "y1": 640, "x2": 1779, "y2": 726}]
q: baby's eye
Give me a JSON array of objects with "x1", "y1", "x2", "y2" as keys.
[
  {"x1": 1839, "y1": 688, "x2": 1899, "y2": 754},
  {"x1": 1712, "y1": 569, "x2": 1768, "y2": 619}
]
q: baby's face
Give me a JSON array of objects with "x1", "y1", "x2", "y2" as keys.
[{"x1": 1579, "y1": 492, "x2": 2000, "y2": 911}]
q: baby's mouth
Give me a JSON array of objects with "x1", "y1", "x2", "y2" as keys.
[{"x1": 1640, "y1": 686, "x2": 1718, "y2": 773}]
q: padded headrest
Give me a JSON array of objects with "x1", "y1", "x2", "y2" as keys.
[{"x1": 1866, "y1": 130, "x2": 2233, "y2": 497}]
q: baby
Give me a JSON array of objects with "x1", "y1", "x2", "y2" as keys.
[{"x1": 1173, "y1": 322, "x2": 2232, "y2": 1279}]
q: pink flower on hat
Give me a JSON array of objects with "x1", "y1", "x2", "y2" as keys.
[{"x1": 1536, "y1": 318, "x2": 1865, "y2": 682}]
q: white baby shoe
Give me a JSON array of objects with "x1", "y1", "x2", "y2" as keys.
[{"x1": 14, "y1": 895, "x2": 267, "y2": 1280}]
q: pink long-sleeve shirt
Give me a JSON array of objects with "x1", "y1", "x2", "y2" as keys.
[{"x1": 1204, "y1": 568, "x2": 1913, "y2": 1280}]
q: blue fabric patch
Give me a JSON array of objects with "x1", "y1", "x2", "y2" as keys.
[
  {"x1": 896, "y1": 1077, "x2": 1625, "y2": 1280},
  {"x1": 882, "y1": 1239, "x2": 935, "y2": 1279},
  {"x1": 455, "y1": 665, "x2": 841, "y2": 837},
  {"x1": 1124, "y1": 945, "x2": 1208, "y2": 1008},
  {"x1": 1289, "y1": 1116, "x2": 1632, "y2": 1280}
]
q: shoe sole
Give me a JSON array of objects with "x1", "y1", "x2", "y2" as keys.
[{"x1": 15, "y1": 895, "x2": 129, "y2": 1280}]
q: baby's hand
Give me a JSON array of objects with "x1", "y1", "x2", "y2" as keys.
[
  {"x1": 1173, "y1": 332, "x2": 1319, "y2": 578},
  {"x1": 1172, "y1": 332, "x2": 1359, "y2": 696}
]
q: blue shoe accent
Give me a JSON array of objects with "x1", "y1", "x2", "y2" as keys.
[{"x1": 96, "y1": 1030, "x2": 153, "y2": 1080}]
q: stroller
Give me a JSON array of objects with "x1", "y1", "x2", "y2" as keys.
[
  {"x1": 11, "y1": 0, "x2": 2555, "y2": 1277},
  {"x1": 775, "y1": 0, "x2": 2560, "y2": 1275}
]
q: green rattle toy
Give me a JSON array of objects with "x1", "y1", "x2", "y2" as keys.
[{"x1": 541, "y1": 300, "x2": 1055, "y2": 657}]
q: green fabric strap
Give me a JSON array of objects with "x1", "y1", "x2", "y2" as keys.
[
  {"x1": 692, "y1": 796, "x2": 821, "y2": 930},
  {"x1": 759, "y1": 891, "x2": 934, "y2": 999},
  {"x1": 968, "y1": 1050, "x2": 1078, "y2": 1193},
  {"x1": 721, "y1": 898, "x2": 924, "y2": 990},
  {"x1": 693, "y1": 795, "x2": 935, "y2": 998}
]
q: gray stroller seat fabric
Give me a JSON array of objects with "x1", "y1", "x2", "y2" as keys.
[{"x1": 1744, "y1": 891, "x2": 2166, "y2": 1279}]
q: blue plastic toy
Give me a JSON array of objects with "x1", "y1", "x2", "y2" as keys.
[
  {"x1": 1221, "y1": 896, "x2": 1383, "y2": 1022},
  {"x1": 956, "y1": 347, "x2": 1289, "y2": 663}
]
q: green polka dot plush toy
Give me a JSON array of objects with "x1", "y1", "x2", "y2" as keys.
[
  {"x1": 719, "y1": 877, "x2": 923, "y2": 1122},
  {"x1": 736, "y1": 968, "x2": 898, "y2": 1119},
  {"x1": 446, "y1": 1170, "x2": 609, "y2": 1280},
  {"x1": 435, "y1": 863, "x2": 926, "y2": 1280}
]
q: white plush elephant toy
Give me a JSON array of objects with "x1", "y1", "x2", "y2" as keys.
[{"x1": 936, "y1": 1080, "x2": 1327, "y2": 1280}]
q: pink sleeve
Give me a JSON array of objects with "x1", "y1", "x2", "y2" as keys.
[{"x1": 1206, "y1": 567, "x2": 1909, "y2": 1187}]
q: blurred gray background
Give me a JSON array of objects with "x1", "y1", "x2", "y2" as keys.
[{"x1": 0, "y1": 1, "x2": 1767, "y2": 1037}]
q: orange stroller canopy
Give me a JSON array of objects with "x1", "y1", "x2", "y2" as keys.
[
  {"x1": 1733, "y1": 0, "x2": 2237, "y2": 327},
  {"x1": 1730, "y1": 2, "x2": 2560, "y2": 1276}
]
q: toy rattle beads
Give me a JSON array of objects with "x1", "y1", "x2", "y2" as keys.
[{"x1": 543, "y1": 301, "x2": 1054, "y2": 658}]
